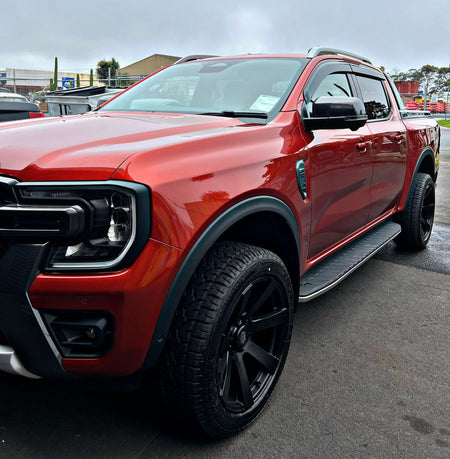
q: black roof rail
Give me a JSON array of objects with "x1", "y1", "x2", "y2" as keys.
[
  {"x1": 307, "y1": 47, "x2": 372, "y2": 64},
  {"x1": 174, "y1": 55, "x2": 219, "y2": 65}
]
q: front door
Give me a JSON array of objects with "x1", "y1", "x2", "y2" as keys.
[{"x1": 304, "y1": 69, "x2": 373, "y2": 258}]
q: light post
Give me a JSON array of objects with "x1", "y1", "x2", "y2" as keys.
[{"x1": 446, "y1": 88, "x2": 449, "y2": 121}]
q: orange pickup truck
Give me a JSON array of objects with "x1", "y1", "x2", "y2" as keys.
[{"x1": 0, "y1": 48, "x2": 439, "y2": 436}]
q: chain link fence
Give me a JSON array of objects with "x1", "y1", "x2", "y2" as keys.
[
  {"x1": 0, "y1": 71, "x2": 148, "y2": 114},
  {"x1": 0, "y1": 71, "x2": 147, "y2": 99}
]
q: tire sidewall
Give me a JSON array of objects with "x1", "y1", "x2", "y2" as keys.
[
  {"x1": 201, "y1": 254, "x2": 294, "y2": 435},
  {"x1": 396, "y1": 172, "x2": 435, "y2": 250},
  {"x1": 410, "y1": 173, "x2": 435, "y2": 248}
]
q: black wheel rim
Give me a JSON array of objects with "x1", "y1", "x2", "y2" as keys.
[
  {"x1": 420, "y1": 181, "x2": 435, "y2": 242},
  {"x1": 216, "y1": 274, "x2": 290, "y2": 414}
]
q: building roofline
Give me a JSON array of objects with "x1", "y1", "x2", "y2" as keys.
[{"x1": 119, "y1": 54, "x2": 180, "y2": 71}]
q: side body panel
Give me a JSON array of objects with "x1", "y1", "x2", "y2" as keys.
[
  {"x1": 366, "y1": 116, "x2": 408, "y2": 220},
  {"x1": 396, "y1": 117, "x2": 440, "y2": 210},
  {"x1": 111, "y1": 112, "x2": 310, "y2": 252}
]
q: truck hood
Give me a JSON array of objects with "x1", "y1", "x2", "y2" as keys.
[{"x1": 0, "y1": 112, "x2": 243, "y2": 181}]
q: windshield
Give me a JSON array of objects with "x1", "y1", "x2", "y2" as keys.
[
  {"x1": 100, "y1": 57, "x2": 307, "y2": 121},
  {"x1": 0, "y1": 96, "x2": 28, "y2": 103}
]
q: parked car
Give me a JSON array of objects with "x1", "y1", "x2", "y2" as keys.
[
  {"x1": 0, "y1": 48, "x2": 440, "y2": 437},
  {"x1": 0, "y1": 87, "x2": 11, "y2": 93},
  {"x1": 0, "y1": 92, "x2": 44, "y2": 122}
]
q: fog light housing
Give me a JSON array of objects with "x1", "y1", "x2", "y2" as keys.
[{"x1": 43, "y1": 312, "x2": 113, "y2": 358}]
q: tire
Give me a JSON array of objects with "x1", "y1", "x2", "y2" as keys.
[
  {"x1": 159, "y1": 241, "x2": 295, "y2": 437},
  {"x1": 394, "y1": 172, "x2": 435, "y2": 250}
]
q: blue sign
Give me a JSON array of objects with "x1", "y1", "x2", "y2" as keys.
[
  {"x1": 0, "y1": 72, "x2": 6, "y2": 78},
  {"x1": 62, "y1": 77, "x2": 75, "y2": 90}
]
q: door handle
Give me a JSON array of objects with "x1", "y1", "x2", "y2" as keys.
[
  {"x1": 357, "y1": 141, "x2": 371, "y2": 152},
  {"x1": 395, "y1": 135, "x2": 404, "y2": 144}
]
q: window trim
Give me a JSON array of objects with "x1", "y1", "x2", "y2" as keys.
[
  {"x1": 302, "y1": 61, "x2": 359, "y2": 121},
  {"x1": 303, "y1": 61, "x2": 353, "y2": 104}
]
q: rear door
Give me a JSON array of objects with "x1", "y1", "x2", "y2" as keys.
[{"x1": 351, "y1": 66, "x2": 407, "y2": 221}]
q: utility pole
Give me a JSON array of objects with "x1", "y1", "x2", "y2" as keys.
[{"x1": 423, "y1": 84, "x2": 427, "y2": 111}]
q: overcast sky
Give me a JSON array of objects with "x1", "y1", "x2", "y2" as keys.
[{"x1": 1, "y1": 0, "x2": 449, "y2": 74}]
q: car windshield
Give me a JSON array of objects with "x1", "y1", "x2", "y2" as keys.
[{"x1": 100, "y1": 57, "x2": 307, "y2": 121}]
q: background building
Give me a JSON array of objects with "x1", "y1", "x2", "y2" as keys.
[
  {"x1": 0, "y1": 68, "x2": 95, "y2": 95},
  {"x1": 118, "y1": 54, "x2": 180, "y2": 78}
]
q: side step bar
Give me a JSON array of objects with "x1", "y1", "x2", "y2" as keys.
[{"x1": 299, "y1": 221, "x2": 401, "y2": 302}]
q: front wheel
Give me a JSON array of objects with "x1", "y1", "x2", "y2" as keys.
[
  {"x1": 160, "y1": 242, "x2": 295, "y2": 437},
  {"x1": 394, "y1": 172, "x2": 435, "y2": 250}
]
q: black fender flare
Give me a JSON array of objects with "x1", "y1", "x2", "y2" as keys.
[
  {"x1": 143, "y1": 195, "x2": 300, "y2": 369},
  {"x1": 403, "y1": 148, "x2": 436, "y2": 208}
]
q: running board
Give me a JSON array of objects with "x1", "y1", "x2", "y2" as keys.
[{"x1": 299, "y1": 221, "x2": 401, "y2": 302}]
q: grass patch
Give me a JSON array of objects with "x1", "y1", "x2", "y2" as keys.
[{"x1": 437, "y1": 120, "x2": 450, "y2": 128}]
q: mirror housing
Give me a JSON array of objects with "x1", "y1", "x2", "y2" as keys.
[{"x1": 302, "y1": 96, "x2": 368, "y2": 132}]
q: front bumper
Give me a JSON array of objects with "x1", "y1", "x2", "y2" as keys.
[{"x1": 0, "y1": 238, "x2": 183, "y2": 378}]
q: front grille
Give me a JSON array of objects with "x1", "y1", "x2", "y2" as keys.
[
  {"x1": 0, "y1": 329, "x2": 9, "y2": 346},
  {"x1": 0, "y1": 177, "x2": 17, "y2": 257}
]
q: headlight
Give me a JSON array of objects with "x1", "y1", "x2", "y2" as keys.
[{"x1": 15, "y1": 181, "x2": 151, "y2": 271}]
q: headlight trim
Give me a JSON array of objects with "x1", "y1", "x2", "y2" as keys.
[{"x1": 14, "y1": 180, "x2": 151, "y2": 272}]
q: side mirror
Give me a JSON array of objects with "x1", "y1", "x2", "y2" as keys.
[{"x1": 302, "y1": 96, "x2": 368, "y2": 132}]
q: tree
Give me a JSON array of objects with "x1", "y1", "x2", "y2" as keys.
[
  {"x1": 412, "y1": 65, "x2": 440, "y2": 109},
  {"x1": 416, "y1": 65, "x2": 439, "y2": 92},
  {"x1": 90, "y1": 69, "x2": 94, "y2": 86},
  {"x1": 434, "y1": 67, "x2": 450, "y2": 93},
  {"x1": 96, "y1": 58, "x2": 120, "y2": 81}
]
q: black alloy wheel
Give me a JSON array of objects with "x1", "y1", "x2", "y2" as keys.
[
  {"x1": 217, "y1": 272, "x2": 291, "y2": 414},
  {"x1": 419, "y1": 178, "x2": 434, "y2": 243},
  {"x1": 160, "y1": 241, "x2": 294, "y2": 437}
]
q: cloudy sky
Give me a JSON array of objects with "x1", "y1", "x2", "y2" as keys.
[{"x1": 1, "y1": 0, "x2": 449, "y2": 74}]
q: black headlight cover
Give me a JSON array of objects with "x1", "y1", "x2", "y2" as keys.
[{"x1": 15, "y1": 180, "x2": 151, "y2": 271}]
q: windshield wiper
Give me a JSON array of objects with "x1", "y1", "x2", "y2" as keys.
[{"x1": 200, "y1": 111, "x2": 268, "y2": 119}]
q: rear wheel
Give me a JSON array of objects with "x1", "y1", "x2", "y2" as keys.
[
  {"x1": 160, "y1": 242, "x2": 294, "y2": 437},
  {"x1": 395, "y1": 172, "x2": 435, "y2": 250}
]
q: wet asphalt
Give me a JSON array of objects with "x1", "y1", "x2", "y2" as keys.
[{"x1": 0, "y1": 130, "x2": 449, "y2": 458}]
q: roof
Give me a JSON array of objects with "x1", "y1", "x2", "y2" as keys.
[{"x1": 119, "y1": 53, "x2": 181, "y2": 72}]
